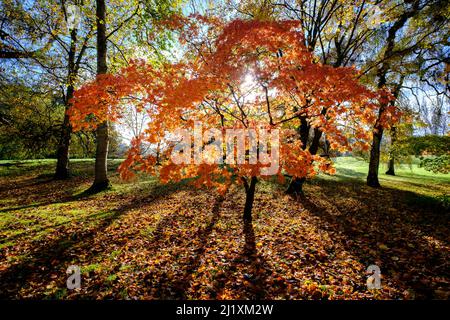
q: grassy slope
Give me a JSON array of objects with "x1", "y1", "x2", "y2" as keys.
[
  {"x1": 330, "y1": 157, "x2": 449, "y2": 207},
  {"x1": 0, "y1": 158, "x2": 448, "y2": 299},
  {"x1": 333, "y1": 157, "x2": 448, "y2": 193}
]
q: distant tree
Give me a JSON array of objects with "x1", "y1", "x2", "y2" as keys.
[
  {"x1": 384, "y1": 77, "x2": 405, "y2": 176},
  {"x1": 405, "y1": 135, "x2": 450, "y2": 174},
  {"x1": 0, "y1": 82, "x2": 62, "y2": 159},
  {"x1": 363, "y1": 0, "x2": 449, "y2": 187},
  {"x1": 0, "y1": 0, "x2": 98, "y2": 177}
]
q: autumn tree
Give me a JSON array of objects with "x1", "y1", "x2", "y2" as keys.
[
  {"x1": 230, "y1": 0, "x2": 448, "y2": 188},
  {"x1": 226, "y1": 0, "x2": 391, "y2": 193},
  {"x1": 361, "y1": 0, "x2": 449, "y2": 187},
  {"x1": 69, "y1": 17, "x2": 391, "y2": 220}
]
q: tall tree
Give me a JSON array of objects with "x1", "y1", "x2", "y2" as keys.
[
  {"x1": 89, "y1": 0, "x2": 111, "y2": 191},
  {"x1": 53, "y1": 26, "x2": 77, "y2": 179},
  {"x1": 365, "y1": 0, "x2": 448, "y2": 187},
  {"x1": 0, "y1": 0, "x2": 96, "y2": 178},
  {"x1": 55, "y1": 1, "x2": 94, "y2": 179},
  {"x1": 385, "y1": 77, "x2": 404, "y2": 176},
  {"x1": 88, "y1": 0, "x2": 183, "y2": 191}
]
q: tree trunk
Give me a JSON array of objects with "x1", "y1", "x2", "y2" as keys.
[
  {"x1": 286, "y1": 177, "x2": 306, "y2": 195},
  {"x1": 385, "y1": 157, "x2": 395, "y2": 176},
  {"x1": 54, "y1": 28, "x2": 77, "y2": 179},
  {"x1": 367, "y1": 127, "x2": 383, "y2": 187},
  {"x1": 90, "y1": 0, "x2": 110, "y2": 191},
  {"x1": 385, "y1": 126, "x2": 396, "y2": 176},
  {"x1": 243, "y1": 176, "x2": 257, "y2": 221},
  {"x1": 366, "y1": 6, "x2": 415, "y2": 187},
  {"x1": 286, "y1": 115, "x2": 309, "y2": 194},
  {"x1": 286, "y1": 114, "x2": 324, "y2": 195},
  {"x1": 54, "y1": 108, "x2": 72, "y2": 179},
  {"x1": 92, "y1": 121, "x2": 110, "y2": 189},
  {"x1": 367, "y1": 65, "x2": 387, "y2": 188},
  {"x1": 96, "y1": 0, "x2": 107, "y2": 75}
]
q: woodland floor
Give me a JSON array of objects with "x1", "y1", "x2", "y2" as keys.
[{"x1": 0, "y1": 158, "x2": 448, "y2": 300}]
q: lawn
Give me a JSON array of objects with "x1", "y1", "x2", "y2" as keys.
[{"x1": 0, "y1": 157, "x2": 448, "y2": 299}]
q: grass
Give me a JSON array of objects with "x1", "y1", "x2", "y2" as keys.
[
  {"x1": 328, "y1": 157, "x2": 449, "y2": 209},
  {"x1": 333, "y1": 156, "x2": 449, "y2": 186},
  {"x1": 0, "y1": 157, "x2": 448, "y2": 299}
]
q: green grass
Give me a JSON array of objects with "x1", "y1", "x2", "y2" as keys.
[
  {"x1": 0, "y1": 158, "x2": 124, "y2": 177},
  {"x1": 0, "y1": 159, "x2": 161, "y2": 251},
  {"x1": 333, "y1": 156, "x2": 448, "y2": 181},
  {"x1": 317, "y1": 156, "x2": 449, "y2": 210},
  {"x1": 1, "y1": 157, "x2": 448, "y2": 253}
]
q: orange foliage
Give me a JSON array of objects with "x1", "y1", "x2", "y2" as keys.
[{"x1": 69, "y1": 17, "x2": 396, "y2": 191}]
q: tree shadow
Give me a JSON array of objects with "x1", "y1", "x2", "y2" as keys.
[
  {"x1": 144, "y1": 193, "x2": 226, "y2": 299},
  {"x1": 0, "y1": 176, "x2": 54, "y2": 193},
  {"x1": 0, "y1": 160, "x2": 123, "y2": 209},
  {"x1": 0, "y1": 192, "x2": 90, "y2": 214},
  {"x1": 334, "y1": 167, "x2": 366, "y2": 180},
  {"x1": 240, "y1": 219, "x2": 272, "y2": 299},
  {"x1": 298, "y1": 179, "x2": 449, "y2": 299},
  {"x1": 0, "y1": 176, "x2": 92, "y2": 213},
  {"x1": 0, "y1": 182, "x2": 184, "y2": 298},
  {"x1": 133, "y1": 187, "x2": 273, "y2": 300},
  {"x1": 0, "y1": 210, "x2": 124, "y2": 298},
  {"x1": 209, "y1": 218, "x2": 273, "y2": 300}
]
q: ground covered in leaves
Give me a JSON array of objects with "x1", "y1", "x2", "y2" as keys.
[{"x1": 0, "y1": 158, "x2": 448, "y2": 299}]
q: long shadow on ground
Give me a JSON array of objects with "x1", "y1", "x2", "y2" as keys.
[
  {"x1": 0, "y1": 182, "x2": 184, "y2": 298},
  {"x1": 299, "y1": 178, "x2": 449, "y2": 299},
  {"x1": 143, "y1": 194, "x2": 226, "y2": 299}
]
